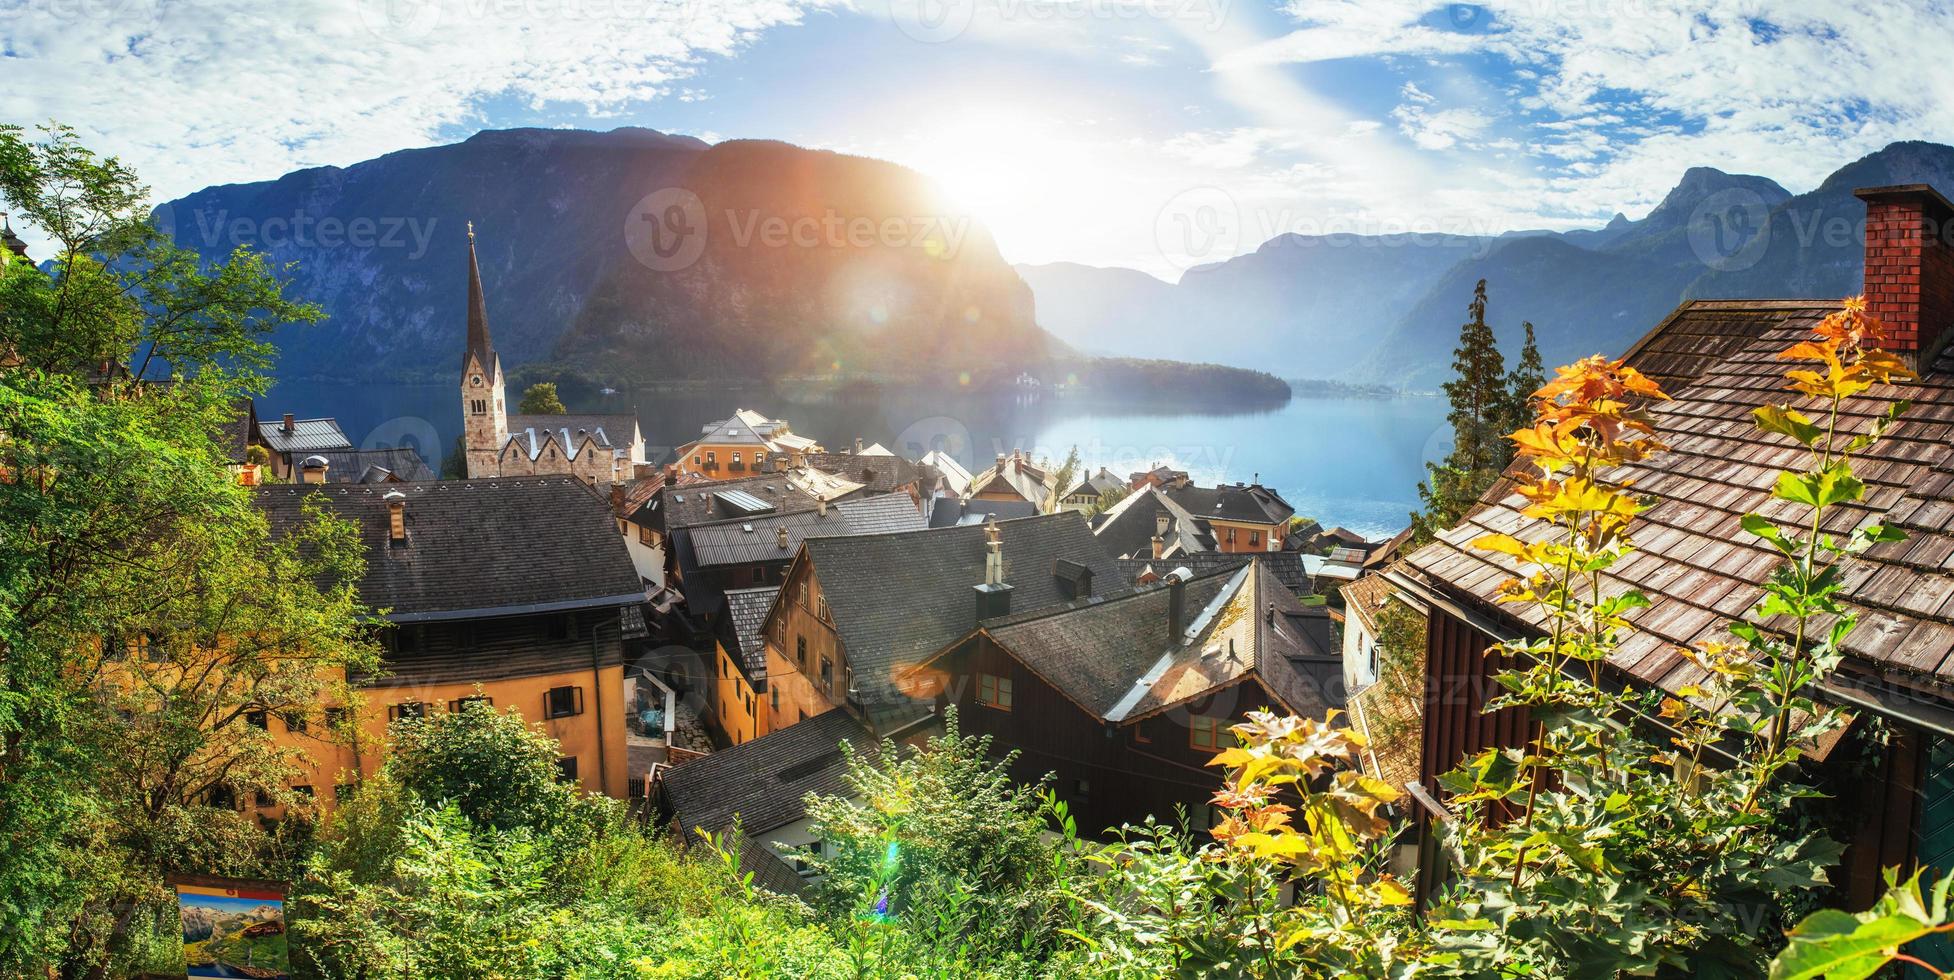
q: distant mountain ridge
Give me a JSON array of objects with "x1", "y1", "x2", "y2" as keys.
[
  {"x1": 161, "y1": 127, "x2": 1187, "y2": 392},
  {"x1": 1026, "y1": 142, "x2": 1954, "y2": 388}
]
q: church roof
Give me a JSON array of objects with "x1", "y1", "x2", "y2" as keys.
[{"x1": 502, "y1": 413, "x2": 641, "y2": 462}]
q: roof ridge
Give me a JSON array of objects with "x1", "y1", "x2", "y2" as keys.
[
  {"x1": 984, "y1": 565, "x2": 1239, "y2": 630},
  {"x1": 808, "y1": 509, "x2": 1077, "y2": 547}
]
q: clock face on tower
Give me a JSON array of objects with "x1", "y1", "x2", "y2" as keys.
[{"x1": 472, "y1": 376, "x2": 483, "y2": 386}]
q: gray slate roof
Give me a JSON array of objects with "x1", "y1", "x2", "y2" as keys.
[
  {"x1": 982, "y1": 561, "x2": 1340, "y2": 724},
  {"x1": 257, "y1": 416, "x2": 353, "y2": 455},
  {"x1": 660, "y1": 708, "x2": 877, "y2": 840},
  {"x1": 803, "y1": 452, "x2": 940, "y2": 497},
  {"x1": 926, "y1": 495, "x2": 1040, "y2": 528},
  {"x1": 722, "y1": 586, "x2": 781, "y2": 679},
  {"x1": 655, "y1": 474, "x2": 825, "y2": 531},
  {"x1": 308, "y1": 447, "x2": 437, "y2": 484},
  {"x1": 1167, "y1": 483, "x2": 1296, "y2": 526},
  {"x1": 1092, "y1": 485, "x2": 1214, "y2": 557},
  {"x1": 503, "y1": 413, "x2": 639, "y2": 462},
  {"x1": 253, "y1": 476, "x2": 643, "y2": 622},
  {"x1": 1113, "y1": 551, "x2": 1314, "y2": 596},
  {"x1": 686, "y1": 501, "x2": 919, "y2": 568},
  {"x1": 804, "y1": 512, "x2": 1121, "y2": 717}
]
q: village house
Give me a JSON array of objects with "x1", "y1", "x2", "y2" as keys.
[
  {"x1": 1093, "y1": 479, "x2": 1299, "y2": 558},
  {"x1": 253, "y1": 411, "x2": 352, "y2": 481},
  {"x1": 964, "y1": 449, "x2": 1073, "y2": 512},
  {"x1": 674, "y1": 409, "x2": 822, "y2": 479},
  {"x1": 1380, "y1": 183, "x2": 1954, "y2": 909},
  {"x1": 457, "y1": 226, "x2": 645, "y2": 485},
  {"x1": 759, "y1": 512, "x2": 1122, "y2": 735},
  {"x1": 249, "y1": 475, "x2": 647, "y2": 814},
  {"x1": 1127, "y1": 463, "x2": 1191, "y2": 490},
  {"x1": 918, "y1": 558, "x2": 1342, "y2": 836},
  {"x1": 285, "y1": 447, "x2": 437, "y2": 485}
]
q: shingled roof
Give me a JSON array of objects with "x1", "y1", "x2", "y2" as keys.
[
  {"x1": 659, "y1": 707, "x2": 877, "y2": 846},
  {"x1": 253, "y1": 476, "x2": 643, "y2": 622},
  {"x1": 802, "y1": 512, "x2": 1121, "y2": 722},
  {"x1": 721, "y1": 586, "x2": 780, "y2": 681},
  {"x1": 256, "y1": 416, "x2": 353, "y2": 456},
  {"x1": 1403, "y1": 298, "x2": 1954, "y2": 698},
  {"x1": 308, "y1": 447, "x2": 437, "y2": 484},
  {"x1": 976, "y1": 561, "x2": 1340, "y2": 724},
  {"x1": 652, "y1": 473, "x2": 825, "y2": 531},
  {"x1": 1113, "y1": 551, "x2": 1314, "y2": 597},
  {"x1": 686, "y1": 495, "x2": 926, "y2": 569}
]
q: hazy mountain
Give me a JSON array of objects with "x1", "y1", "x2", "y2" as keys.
[
  {"x1": 160, "y1": 128, "x2": 1089, "y2": 389},
  {"x1": 1027, "y1": 144, "x2": 1954, "y2": 389}
]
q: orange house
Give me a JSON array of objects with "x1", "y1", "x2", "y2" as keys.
[
  {"x1": 250, "y1": 476, "x2": 648, "y2": 813},
  {"x1": 676, "y1": 409, "x2": 821, "y2": 479}
]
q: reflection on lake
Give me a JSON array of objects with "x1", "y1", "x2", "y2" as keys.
[{"x1": 262, "y1": 381, "x2": 1449, "y2": 539}]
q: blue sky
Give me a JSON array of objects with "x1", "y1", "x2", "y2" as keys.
[{"x1": 5, "y1": 0, "x2": 1951, "y2": 278}]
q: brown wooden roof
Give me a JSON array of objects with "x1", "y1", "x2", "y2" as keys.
[{"x1": 1406, "y1": 298, "x2": 1954, "y2": 697}]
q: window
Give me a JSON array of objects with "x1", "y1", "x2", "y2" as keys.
[
  {"x1": 771, "y1": 688, "x2": 779, "y2": 713},
  {"x1": 254, "y1": 788, "x2": 274, "y2": 808},
  {"x1": 817, "y1": 596, "x2": 830, "y2": 622},
  {"x1": 245, "y1": 710, "x2": 268, "y2": 730},
  {"x1": 282, "y1": 710, "x2": 307, "y2": 734},
  {"x1": 449, "y1": 694, "x2": 492, "y2": 713},
  {"x1": 693, "y1": 455, "x2": 702, "y2": 466},
  {"x1": 796, "y1": 636, "x2": 807, "y2": 669},
  {"x1": 1189, "y1": 716, "x2": 1226, "y2": 752},
  {"x1": 799, "y1": 581, "x2": 809, "y2": 608},
  {"x1": 705, "y1": 451, "x2": 717, "y2": 467},
  {"x1": 1075, "y1": 778, "x2": 1091, "y2": 800},
  {"x1": 638, "y1": 523, "x2": 654, "y2": 546},
  {"x1": 820, "y1": 656, "x2": 833, "y2": 693},
  {"x1": 333, "y1": 783, "x2": 356, "y2": 802},
  {"x1": 546, "y1": 686, "x2": 584, "y2": 719},
  {"x1": 556, "y1": 756, "x2": 579, "y2": 783},
  {"x1": 1226, "y1": 527, "x2": 1238, "y2": 545},
  {"x1": 324, "y1": 707, "x2": 349, "y2": 729},
  {"x1": 388, "y1": 701, "x2": 428, "y2": 723},
  {"x1": 291, "y1": 784, "x2": 315, "y2": 800},
  {"x1": 209, "y1": 785, "x2": 238, "y2": 811},
  {"x1": 1249, "y1": 531, "x2": 1261, "y2": 548},
  {"x1": 732, "y1": 451, "x2": 741, "y2": 465},
  {"x1": 976, "y1": 672, "x2": 1013, "y2": 710}
]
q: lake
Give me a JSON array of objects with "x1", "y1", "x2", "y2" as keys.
[{"x1": 261, "y1": 382, "x2": 1451, "y2": 540}]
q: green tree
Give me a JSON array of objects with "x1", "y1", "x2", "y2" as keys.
[
  {"x1": 800, "y1": 708, "x2": 1079, "y2": 970},
  {"x1": 386, "y1": 698, "x2": 581, "y2": 833},
  {"x1": 1410, "y1": 279, "x2": 1510, "y2": 545},
  {"x1": 1044, "y1": 445, "x2": 1082, "y2": 514},
  {"x1": 0, "y1": 123, "x2": 375, "y2": 976},
  {"x1": 518, "y1": 381, "x2": 567, "y2": 415}
]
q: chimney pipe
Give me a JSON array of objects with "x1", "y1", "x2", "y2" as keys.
[
  {"x1": 776, "y1": 525, "x2": 790, "y2": 550},
  {"x1": 1855, "y1": 184, "x2": 1954, "y2": 369},
  {"x1": 816, "y1": 497, "x2": 828, "y2": 517},
  {"x1": 1155, "y1": 510, "x2": 1170, "y2": 537},
  {"x1": 282, "y1": 412, "x2": 295, "y2": 434},
  {"x1": 983, "y1": 517, "x2": 1004, "y2": 586},
  {"x1": 385, "y1": 490, "x2": 407, "y2": 544},
  {"x1": 1151, "y1": 533, "x2": 1165, "y2": 560},
  {"x1": 1167, "y1": 569, "x2": 1189, "y2": 643},
  {"x1": 300, "y1": 455, "x2": 329, "y2": 484}
]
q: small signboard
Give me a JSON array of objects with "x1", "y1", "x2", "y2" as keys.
[{"x1": 169, "y1": 875, "x2": 291, "y2": 979}]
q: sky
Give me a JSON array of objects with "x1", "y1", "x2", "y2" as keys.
[{"x1": 5, "y1": 0, "x2": 1953, "y2": 279}]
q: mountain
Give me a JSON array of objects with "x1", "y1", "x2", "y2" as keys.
[
  {"x1": 159, "y1": 128, "x2": 1086, "y2": 390},
  {"x1": 1027, "y1": 145, "x2": 1954, "y2": 389}
]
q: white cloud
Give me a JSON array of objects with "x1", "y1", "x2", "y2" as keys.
[{"x1": 0, "y1": 0, "x2": 838, "y2": 211}]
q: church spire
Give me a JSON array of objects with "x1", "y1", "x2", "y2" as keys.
[{"x1": 464, "y1": 221, "x2": 496, "y2": 372}]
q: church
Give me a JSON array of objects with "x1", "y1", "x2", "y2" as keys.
[{"x1": 459, "y1": 226, "x2": 646, "y2": 485}]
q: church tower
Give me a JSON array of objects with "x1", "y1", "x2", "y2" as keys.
[{"x1": 459, "y1": 223, "x2": 508, "y2": 478}]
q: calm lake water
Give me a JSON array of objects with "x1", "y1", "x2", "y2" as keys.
[{"x1": 261, "y1": 382, "x2": 1450, "y2": 539}]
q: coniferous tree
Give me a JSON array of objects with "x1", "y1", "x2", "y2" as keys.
[
  {"x1": 1500, "y1": 320, "x2": 1546, "y2": 438},
  {"x1": 1410, "y1": 279, "x2": 1508, "y2": 544}
]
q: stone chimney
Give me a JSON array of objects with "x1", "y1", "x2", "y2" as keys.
[
  {"x1": 281, "y1": 412, "x2": 296, "y2": 434},
  {"x1": 973, "y1": 517, "x2": 1013, "y2": 621},
  {"x1": 1856, "y1": 184, "x2": 1954, "y2": 369},
  {"x1": 816, "y1": 497, "x2": 828, "y2": 517},
  {"x1": 776, "y1": 525, "x2": 791, "y2": 550},
  {"x1": 385, "y1": 490, "x2": 408, "y2": 545},
  {"x1": 299, "y1": 455, "x2": 329, "y2": 484},
  {"x1": 1151, "y1": 532, "x2": 1165, "y2": 560}
]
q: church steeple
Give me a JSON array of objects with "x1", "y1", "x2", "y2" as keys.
[
  {"x1": 464, "y1": 220, "x2": 496, "y2": 373},
  {"x1": 460, "y1": 221, "x2": 508, "y2": 479}
]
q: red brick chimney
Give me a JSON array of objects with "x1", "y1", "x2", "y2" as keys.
[{"x1": 1855, "y1": 184, "x2": 1954, "y2": 367}]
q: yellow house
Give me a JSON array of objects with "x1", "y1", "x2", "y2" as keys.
[
  {"x1": 712, "y1": 586, "x2": 779, "y2": 745},
  {"x1": 675, "y1": 409, "x2": 821, "y2": 479},
  {"x1": 250, "y1": 475, "x2": 648, "y2": 810}
]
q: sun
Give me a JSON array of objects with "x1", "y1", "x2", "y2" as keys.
[{"x1": 897, "y1": 110, "x2": 1091, "y2": 259}]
